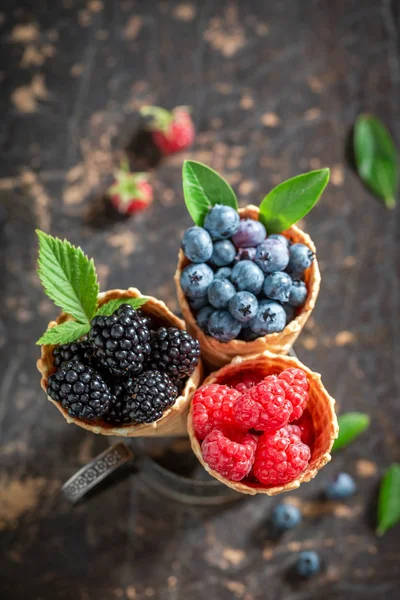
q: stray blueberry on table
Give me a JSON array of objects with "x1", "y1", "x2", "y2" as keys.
[
  {"x1": 272, "y1": 503, "x2": 302, "y2": 530},
  {"x1": 295, "y1": 551, "x2": 321, "y2": 578},
  {"x1": 325, "y1": 472, "x2": 356, "y2": 500}
]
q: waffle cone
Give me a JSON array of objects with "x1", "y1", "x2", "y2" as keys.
[
  {"x1": 175, "y1": 205, "x2": 321, "y2": 370},
  {"x1": 37, "y1": 288, "x2": 203, "y2": 437},
  {"x1": 188, "y1": 351, "x2": 338, "y2": 495}
]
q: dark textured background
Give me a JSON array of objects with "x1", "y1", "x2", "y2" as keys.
[{"x1": 1, "y1": 1, "x2": 399, "y2": 599}]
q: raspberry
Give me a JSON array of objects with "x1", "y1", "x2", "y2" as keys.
[
  {"x1": 47, "y1": 361, "x2": 112, "y2": 421},
  {"x1": 192, "y1": 384, "x2": 242, "y2": 440},
  {"x1": 253, "y1": 427, "x2": 311, "y2": 486},
  {"x1": 291, "y1": 411, "x2": 314, "y2": 447},
  {"x1": 201, "y1": 427, "x2": 257, "y2": 481},
  {"x1": 232, "y1": 376, "x2": 291, "y2": 432},
  {"x1": 149, "y1": 327, "x2": 200, "y2": 380},
  {"x1": 229, "y1": 372, "x2": 264, "y2": 394},
  {"x1": 89, "y1": 304, "x2": 151, "y2": 377},
  {"x1": 277, "y1": 368, "x2": 309, "y2": 421}
]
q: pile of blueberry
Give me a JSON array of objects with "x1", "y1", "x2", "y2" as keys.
[{"x1": 179, "y1": 205, "x2": 314, "y2": 342}]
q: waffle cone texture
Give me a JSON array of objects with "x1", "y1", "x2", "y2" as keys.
[
  {"x1": 37, "y1": 288, "x2": 203, "y2": 437},
  {"x1": 188, "y1": 351, "x2": 338, "y2": 496},
  {"x1": 175, "y1": 205, "x2": 321, "y2": 370}
]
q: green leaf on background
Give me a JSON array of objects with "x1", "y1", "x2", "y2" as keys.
[
  {"x1": 332, "y1": 412, "x2": 370, "y2": 452},
  {"x1": 36, "y1": 230, "x2": 99, "y2": 324},
  {"x1": 354, "y1": 114, "x2": 398, "y2": 210},
  {"x1": 259, "y1": 169, "x2": 330, "y2": 233},
  {"x1": 182, "y1": 160, "x2": 238, "y2": 225},
  {"x1": 377, "y1": 464, "x2": 400, "y2": 536},
  {"x1": 36, "y1": 321, "x2": 90, "y2": 345},
  {"x1": 95, "y1": 297, "x2": 149, "y2": 317}
]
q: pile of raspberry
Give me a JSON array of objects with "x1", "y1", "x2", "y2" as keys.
[{"x1": 192, "y1": 368, "x2": 314, "y2": 486}]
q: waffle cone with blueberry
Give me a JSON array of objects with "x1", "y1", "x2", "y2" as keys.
[
  {"x1": 36, "y1": 231, "x2": 203, "y2": 437},
  {"x1": 187, "y1": 350, "x2": 338, "y2": 495},
  {"x1": 176, "y1": 204, "x2": 321, "y2": 370}
]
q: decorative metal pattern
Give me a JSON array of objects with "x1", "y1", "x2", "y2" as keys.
[{"x1": 62, "y1": 442, "x2": 133, "y2": 503}]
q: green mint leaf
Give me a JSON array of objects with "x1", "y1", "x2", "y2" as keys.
[
  {"x1": 354, "y1": 114, "x2": 398, "y2": 210},
  {"x1": 331, "y1": 412, "x2": 370, "y2": 452},
  {"x1": 36, "y1": 321, "x2": 90, "y2": 345},
  {"x1": 377, "y1": 464, "x2": 400, "y2": 536},
  {"x1": 182, "y1": 160, "x2": 238, "y2": 226},
  {"x1": 95, "y1": 297, "x2": 149, "y2": 317},
  {"x1": 259, "y1": 169, "x2": 330, "y2": 233},
  {"x1": 36, "y1": 230, "x2": 99, "y2": 324}
]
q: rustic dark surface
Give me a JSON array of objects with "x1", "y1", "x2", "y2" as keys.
[{"x1": 1, "y1": 1, "x2": 400, "y2": 599}]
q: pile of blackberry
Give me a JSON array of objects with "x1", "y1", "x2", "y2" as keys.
[
  {"x1": 47, "y1": 305, "x2": 200, "y2": 426},
  {"x1": 180, "y1": 205, "x2": 314, "y2": 342}
]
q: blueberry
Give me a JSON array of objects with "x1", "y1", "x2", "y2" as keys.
[
  {"x1": 239, "y1": 326, "x2": 260, "y2": 342},
  {"x1": 181, "y1": 226, "x2": 213, "y2": 263},
  {"x1": 325, "y1": 473, "x2": 356, "y2": 500},
  {"x1": 196, "y1": 305, "x2": 214, "y2": 332},
  {"x1": 228, "y1": 291, "x2": 258, "y2": 323},
  {"x1": 255, "y1": 238, "x2": 289, "y2": 273},
  {"x1": 289, "y1": 280, "x2": 308, "y2": 307},
  {"x1": 231, "y1": 218, "x2": 266, "y2": 247},
  {"x1": 180, "y1": 263, "x2": 214, "y2": 299},
  {"x1": 272, "y1": 503, "x2": 302, "y2": 531},
  {"x1": 234, "y1": 247, "x2": 257, "y2": 262},
  {"x1": 263, "y1": 272, "x2": 292, "y2": 303},
  {"x1": 189, "y1": 295, "x2": 210, "y2": 311},
  {"x1": 282, "y1": 303, "x2": 297, "y2": 323},
  {"x1": 295, "y1": 551, "x2": 321, "y2": 578},
  {"x1": 207, "y1": 278, "x2": 236, "y2": 309},
  {"x1": 208, "y1": 310, "x2": 242, "y2": 342},
  {"x1": 287, "y1": 243, "x2": 314, "y2": 275},
  {"x1": 210, "y1": 240, "x2": 236, "y2": 267},
  {"x1": 249, "y1": 300, "x2": 286, "y2": 335},
  {"x1": 215, "y1": 267, "x2": 232, "y2": 280},
  {"x1": 231, "y1": 260, "x2": 264, "y2": 295},
  {"x1": 204, "y1": 204, "x2": 240, "y2": 240},
  {"x1": 268, "y1": 233, "x2": 290, "y2": 247}
]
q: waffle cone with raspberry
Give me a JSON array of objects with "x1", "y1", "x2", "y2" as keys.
[
  {"x1": 175, "y1": 205, "x2": 321, "y2": 370},
  {"x1": 37, "y1": 288, "x2": 203, "y2": 437},
  {"x1": 187, "y1": 350, "x2": 338, "y2": 495}
]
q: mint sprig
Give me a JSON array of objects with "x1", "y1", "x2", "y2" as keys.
[
  {"x1": 96, "y1": 297, "x2": 149, "y2": 317},
  {"x1": 36, "y1": 230, "x2": 148, "y2": 345},
  {"x1": 37, "y1": 230, "x2": 99, "y2": 324},
  {"x1": 331, "y1": 412, "x2": 370, "y2": 452},
  {"x1": 182, "y1": 160, "x2": 238, "y2": 225},
  {"x1": 37, "y1": 321, "x2": 91, "y2": 346},
  {"x1": 354, "y1": 114, "x2": 398, "y2": 210},
  {"x1": 259, "y1": 169, "x2": 330, "y2": 233},
  {"x1": 377, "y1": 464, "x2": 400, "y2": 536}
]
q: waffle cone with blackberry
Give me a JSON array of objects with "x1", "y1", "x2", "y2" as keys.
[
  {"x1": 37, "y1": 288, "x2": 203, "y2": 437},
  {"x1": 187, "y1": 350, "x2": 338, "y2": 496},
  {"x1": 175, "y1": 205, "x2": 321, "y2": 370}
]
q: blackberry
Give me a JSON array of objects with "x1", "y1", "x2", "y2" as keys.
[
  {"x1": 137, "y1": 309, "x2": 155, "y2": 331},
  {"x1": 149, "y1": 327, "x2": 200, "y2": 380},
  {"x1": 47, "y1": 361, "x2": 112, "y2": 421},
  {"x1": 124, "y1": 369, "x2": 178, "y2": 424},
  {"x1": 53, "y1": 340, "x2": 93, "y2": 368},
  {"x1": 104, "y1": 377, "x2": 135, "y2": 426},
  {"x1": 89, "y1": 304, "x2": 151, "y2": 377}
]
